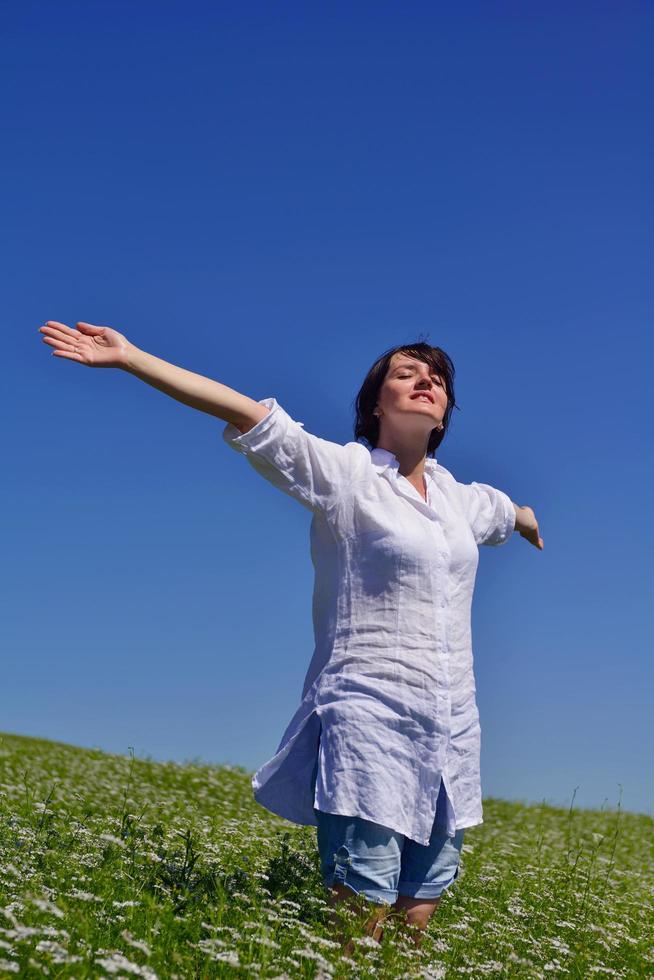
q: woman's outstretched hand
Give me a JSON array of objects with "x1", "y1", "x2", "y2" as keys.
[
  {"x1": 38, "y1": 321, "x2": 131, "y2": 369},
  {"x1": 513, "y1": 504, "x2": 544, "y2": 550}
]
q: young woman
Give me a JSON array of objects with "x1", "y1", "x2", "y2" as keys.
[{"x1": 38, "y1": 321, "x2": 543, "y2": 950}]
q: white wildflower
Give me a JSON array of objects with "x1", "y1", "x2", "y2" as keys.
[
  {"x1": 34, "y1": 940, "x2": 82, "y2": 964},
  {"x1": 313, "y1": 936, "x2": 341, "y2": 949},
  {"x1": 0, "y1": 960, "x2": 19, "y2": 974},
  {"x1": 95, "y1": 951, "x2": 159, "y2": 978},
  {"x1": 3, "y1": 865, "x2": 23, "y2": 878},
  {"x1": 291, "y1": 946, "x2": 332, "y2": 968},
  {"x1": 211, "y1": 951, "x2": 240, "y2": 965},
  {"x1": 98, "y1": 833, "x2": 126, "y2": 847},
  {"x1": 507, "y1": 953, "x2": 533, "y2": 967},
  {"x1": 548, "y1": 937, "x2": 571, "y2": 954},
  {"x1": 305, "y1": 895, "x2": 328, "y2": 908},
  {"x1": 418, "y1": 966, "x2": 447, "y2": 980},
  {"x1": 67, "y1": 889, "x2": 102, "y2": 903},
  {"x1": 507, "y1": 902, "x2": 530, "y2": 918},
  {"x1": 0, "y1": 926, "x2": 30, "y2": 940},
  {"x1": 200, "y1": 924, "x2": 239, "y2": 938},
  {"x1": 313, "y1": 966, "x2": 334, "y2": 980},
  {"x1": 30, "y1": 899, "x2": 64, "y2": 919},
  {"x1": 120, "y1": 930, "x2": 152, "y2": 956}
]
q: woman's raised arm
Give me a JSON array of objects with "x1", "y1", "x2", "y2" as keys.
[{"x1": 38, "y1": 320, "x2": 268, "y2": 434}]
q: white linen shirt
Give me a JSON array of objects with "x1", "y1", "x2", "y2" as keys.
[{"x1": 222, "y1": 396, "x2": 516, "y2": 845}]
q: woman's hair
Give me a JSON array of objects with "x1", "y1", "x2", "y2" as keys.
[{"x1": 353, "y1": 341, "x2": 458, "y2": 455}]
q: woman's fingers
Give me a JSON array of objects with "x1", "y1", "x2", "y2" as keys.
[
  {"x1": 40, "y1": 326, "x2": 86, "y2": 362},
  {"x1": 519, "y1": 526, "x2": 544, "y2": 550},
  {"x1": 42, "y1": 320, "x2": 80, "y2": 338},
  {"x1": 41, "y1": 331, "x2": 80, "y2": 352},
  {"x1": 40, "y1": 324, "x2": 83, "y2": 347}
]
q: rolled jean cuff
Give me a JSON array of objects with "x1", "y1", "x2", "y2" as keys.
[
  {"x1": 323, "y1": 869, "x2": 396, "y2": 906},
  {"x1": 396, "y1": 863, "x2": 460, "y2": 900}
]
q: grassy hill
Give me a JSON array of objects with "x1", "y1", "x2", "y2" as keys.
[{"x1": 0, "y1": 732, "x2": 651, "y2": 978}]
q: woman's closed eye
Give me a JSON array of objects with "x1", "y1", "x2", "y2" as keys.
[{"x1": 398, "y1": 374, "x2": 443, "y2": 386}]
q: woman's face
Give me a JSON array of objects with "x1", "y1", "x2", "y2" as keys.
[{"x1": 375, "y1": 353, "x2": 448, "y2": 431}]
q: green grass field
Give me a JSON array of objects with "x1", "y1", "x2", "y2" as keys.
[{"x1": 0, "y1": 732, "x2": 651, "y2": 978}]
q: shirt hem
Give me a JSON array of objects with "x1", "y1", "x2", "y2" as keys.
[{"x1": 454, "y1": 816, "x2": 483, "y2": 831}]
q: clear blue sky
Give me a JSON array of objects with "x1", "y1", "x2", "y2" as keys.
[{"x1": 4, "y1": 1, "x2": 652, "y2": 820}]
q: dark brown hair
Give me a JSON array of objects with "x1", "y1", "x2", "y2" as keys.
[{"x1": 353, "y1": 341, "x2": 458, "y2": 455}]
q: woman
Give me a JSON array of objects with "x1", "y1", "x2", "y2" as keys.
[{"x1": 38, "y1": 321, "x2": 543, "y2": 950}]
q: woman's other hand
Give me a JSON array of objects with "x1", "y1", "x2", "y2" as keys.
[
  {"x1": 513, "y1": 504, "x2": 544, "y2": 550},
  {"x1": 38, "y1": 321, "x2": 131, "y2": 369}
]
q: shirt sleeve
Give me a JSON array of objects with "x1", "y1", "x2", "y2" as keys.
[
  {"x1": 222, "y1": 396, "x2": 365, "y2": 514},
  {"x1": 455, "y1": 480, "x2": 516, "y2": 546}
]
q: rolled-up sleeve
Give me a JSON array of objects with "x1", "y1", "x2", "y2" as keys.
[
  {"x1": 456, "y1": 481, "x2": 516, "y2": 546},
  {"x1": 222, "y1": 397, "x2": 364, "y2": 514}
]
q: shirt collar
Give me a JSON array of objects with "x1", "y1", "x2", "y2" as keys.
[{"x1": 370, "y1": 446, "x2": 438, "y2": 475}]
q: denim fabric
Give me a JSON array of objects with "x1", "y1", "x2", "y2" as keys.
[{"x1": 311, "y1": 761, "x2": 464, "y2": 906}]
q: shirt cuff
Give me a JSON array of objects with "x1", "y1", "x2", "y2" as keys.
[
  {"x1": 222, "y1": 397, "x2": 304, "y2": 456},
  {"x1": 495, "y1": 489, "x2": 517, "y2": 545}
]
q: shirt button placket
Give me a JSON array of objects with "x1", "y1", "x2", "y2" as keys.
[
  {"x1": 435, "y1": 543, "x2": 454, "y2": 834},
  {"x1": 435, "y1": 546, "x2": 452, "y2": 738}
]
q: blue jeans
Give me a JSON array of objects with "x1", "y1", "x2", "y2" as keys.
[{"x1": 311, "y1": 762, "x2": 465, "y2": 906}]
